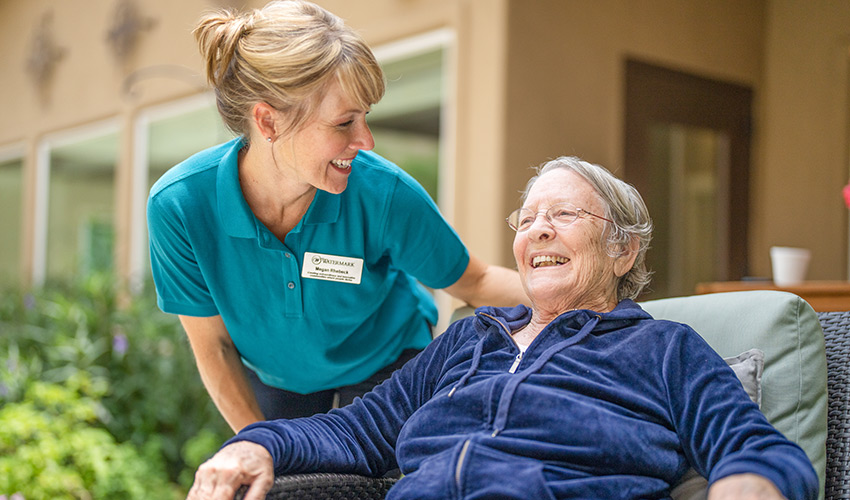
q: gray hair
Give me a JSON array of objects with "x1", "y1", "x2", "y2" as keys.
[{"x1": 521, "y1": 156, "x2": 653, "y2": 301}]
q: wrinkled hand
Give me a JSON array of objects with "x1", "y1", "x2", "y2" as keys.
[
  {"x1": 707, "y1": 473, "x2": 785, "y2": 500},
  {"x1": 187, "y1": 441, "x2": 274, "y2": 500}
]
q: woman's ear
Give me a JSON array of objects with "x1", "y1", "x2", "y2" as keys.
[
  {"x1": 251, "y1": 102, "x2": 279, "y2": 142},
  {"x1": 613, "y1": 236, "x2": 640, "y2": 278}
]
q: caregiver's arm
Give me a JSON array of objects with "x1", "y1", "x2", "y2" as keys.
[
  {"x1": 444, "y1": 254, "x2": 528, "y2": 308},
  {"x1": 179, "y1": 315, "x2": 265, "y2": 432}
]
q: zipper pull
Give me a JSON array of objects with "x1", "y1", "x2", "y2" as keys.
[{"x1": 508, "y1": 352, "x2": 523, "y2": 373}]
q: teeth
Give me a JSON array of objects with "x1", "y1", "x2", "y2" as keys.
[
  {"x1": 332, "y1": 159, "x2": 352, "y2": 168},
  {"x1": 532, "y1": 255, "x2": 568, "y2": 268}
]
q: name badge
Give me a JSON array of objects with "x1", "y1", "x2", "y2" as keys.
[{"x1": 301, "y1": 252, "x2": 364, "y2": 284}]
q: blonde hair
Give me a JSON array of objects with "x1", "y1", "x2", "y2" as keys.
[{"x1": 194, "y1": 0, "x2": 385, "y2": 139}]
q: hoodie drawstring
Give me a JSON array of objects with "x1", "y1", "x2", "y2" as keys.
[
  {"x1": 448, "y1": 334, "x2": 486, "y2": 398},
  {"x1": 448, "y1": 313, "x2": 512, "y2": 398}
]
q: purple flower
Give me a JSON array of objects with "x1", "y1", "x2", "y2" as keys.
[
  {"x1": 112, "y1": 333, "x2": 129, "y2": 355},
  {"x1": 11, "y1": 493, "x2": 25, "y2": 500},
  {"x1": 23, "y1": 294, "x2": 35, "y2": 310}
]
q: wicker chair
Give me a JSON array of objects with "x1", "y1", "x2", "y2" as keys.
[
  {"x1": 234, "y1": 472, "x2": 397, "y2": 500},
  {"x1": 820, "y1": 311, "x2": 850, "y2": 499},
  {"x1": 236, "y1": 310, "x2": 850, "y2": 500}
]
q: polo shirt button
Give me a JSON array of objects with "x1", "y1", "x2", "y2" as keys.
[
  {"x1": 285, "y1": 252, "x2": 291, "y2": 258},
  {"x1": 287, "y1": 281, "x2": 296, "y2": 289}
]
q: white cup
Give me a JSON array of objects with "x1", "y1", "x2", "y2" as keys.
[{"x1": 769, "y1": 246, "x2": 811, "y2": 286}]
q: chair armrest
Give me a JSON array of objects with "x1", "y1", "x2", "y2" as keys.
[
  {"x1": 818, "y1": 311, "x2": 850, "y2": 500},
  {"x1": 233, "y1": 473, "x2": 398, "y2": 500}
]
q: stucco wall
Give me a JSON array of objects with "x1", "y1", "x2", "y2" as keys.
[
  {"x1": 754, "y1": 0, "x2": 850, "y2": 280},
  {"x1": 1, "y1": 0, "x2": 848, "y2": 289}
]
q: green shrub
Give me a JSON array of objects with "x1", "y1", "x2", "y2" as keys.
[
  {"x1": 0, "y1": 274, "x2": 232, "y2": 491},
  {"x1": 0, "y1": 374, "x2": 179, "y2": 500}
]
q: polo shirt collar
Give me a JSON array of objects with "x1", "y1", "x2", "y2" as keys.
[
  {"x1": 217, "y1": 137, "x2": 342, "y2": 237},
  {"x1": 217, "y1": 137, "x2": 256, "y2": 238},
  {"x1": 301, "y1": 189, "x2": 340, "y2": 227}
]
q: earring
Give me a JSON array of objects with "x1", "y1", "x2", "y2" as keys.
[{"x1": 266, "y1": 137, "x2": 272, "y2": 142}]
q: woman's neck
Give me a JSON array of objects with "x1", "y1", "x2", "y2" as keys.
[
  {"x1": 514, "y1": 295, "x2": 618, "y2": 343},
  {"x1": 238, "y1": 144, "x2": 316, "y2": 240}
]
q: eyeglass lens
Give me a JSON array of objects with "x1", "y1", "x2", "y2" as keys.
[{"x1": 507, "y1": 203, "x2": 581, "y2": 232}]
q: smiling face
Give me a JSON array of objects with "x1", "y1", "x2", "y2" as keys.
[
  {"x1": 513, "y1": 168, "x2": 629, "y2": 314},
  {"x1": 274, "y1": 78, "x2": 375, "y2": 194}
]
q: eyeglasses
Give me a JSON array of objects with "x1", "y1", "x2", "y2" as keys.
[{"x1": 506, "y1": 202, "x2": 613, "y2": 232}]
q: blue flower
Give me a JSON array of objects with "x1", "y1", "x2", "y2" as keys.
[{"x1": 112, "y1": 333, "x2": 129, "y2": 355}]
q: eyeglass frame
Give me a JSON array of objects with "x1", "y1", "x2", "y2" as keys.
[{"x1": 505, "y1": 202, "x2": 614, "y2": 232}]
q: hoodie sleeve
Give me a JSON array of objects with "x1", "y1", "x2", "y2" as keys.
[
  {"x1": 663, "y1": 324, "x2": 818, "y2": 500},
  {"x1": 222, "y1": 318, "x2": 473, "y2": 476}
]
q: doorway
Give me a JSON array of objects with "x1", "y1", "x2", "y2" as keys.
[{"x1": 624, "y1": 59, "x2": 753, "y2": 299}]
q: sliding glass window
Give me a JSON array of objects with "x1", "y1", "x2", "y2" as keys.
[
  {"x1": 0, "y1": 153, "x2": 23, "y2": 283},
  {"x1": 45, "y1": 125, "x2": 119, "y2": 280}
]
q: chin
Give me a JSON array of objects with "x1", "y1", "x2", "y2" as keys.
[
  {"x1": 322, "y1": 179, "x2": 349, "y2": 194},
  {"x1": 525, "y1": 281, "x2": 572, "y2": 302}
]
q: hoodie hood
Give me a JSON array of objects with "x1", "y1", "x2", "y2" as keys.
[{"x1": 472, "y1": 299, "x2": 652, "y2": 338}]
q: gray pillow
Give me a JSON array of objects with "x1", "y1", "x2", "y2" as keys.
[
  {"x1": 725, "y1": 348, "x2": 764, "y2": 408},
  {"x1": 669, "y1": 348, "x2": 765, "y2": 500}
]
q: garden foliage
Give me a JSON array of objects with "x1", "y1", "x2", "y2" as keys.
[{"x1": 0, "y1": 274, "x2": 232, "y2": 498}]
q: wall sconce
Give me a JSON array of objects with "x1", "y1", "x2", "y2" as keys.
[
  {"x1": 26, "y1": 10, "x2": 66, "y2": 93},
  {"x1": 106, "y1": 0, "x2": 157, "y2": 62}
]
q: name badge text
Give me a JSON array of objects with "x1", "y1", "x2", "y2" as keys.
[{"x1": 301, "y1": 252, "x2": 363, "y2": 285}]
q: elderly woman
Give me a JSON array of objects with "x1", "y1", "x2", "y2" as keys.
[{"x1": 187, "y1": 157, "x2": 817, "y2": 500}]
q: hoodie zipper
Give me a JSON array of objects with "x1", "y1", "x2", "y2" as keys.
[
  {"x1": 455, "y1": 439, "x2": 471, "y2": 488},
  {"x1": 508, "y1": 352, "x2": 523, "y2": 373},
  {"x1": 479, "y1": 312, "x2": 524, "y2": 373}
]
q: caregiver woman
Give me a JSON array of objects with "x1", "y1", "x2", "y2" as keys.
[{"x1": 146, "y1": 0, "x2": 526, "y2": 432}]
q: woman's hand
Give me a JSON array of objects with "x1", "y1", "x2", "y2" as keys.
[
  {"x1": 707, "y1": 473, "x2": 785, "y2": 499},
  {"x1": 187, "y1": 441, "x2": 274, "y2": 500}
]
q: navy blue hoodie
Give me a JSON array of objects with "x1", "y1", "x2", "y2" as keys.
[{"x1": 230, "y1": 300, "x2": 817, "y2": 499}]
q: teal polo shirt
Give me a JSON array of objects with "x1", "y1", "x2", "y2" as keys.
[{"x1": 147, "y1": 138, "x2": 469, "y2": 394}]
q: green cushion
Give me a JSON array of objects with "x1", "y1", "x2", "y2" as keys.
[{"x1": 641, "y1": 290, "x2": 827, "y2": 499}]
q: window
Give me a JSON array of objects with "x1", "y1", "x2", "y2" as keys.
[
  {"x1": 38, "y1": 122, "x2": 119, "y2": 282},
  {"x1": 370, "y1": 29, "x2": 453, "y2": 208},
  {"x1": 646, "y1": 124, "x2": 730, "y2": 296},
  {"x1": 0, "y1": 146, "x2": 24, "y2": 283}
]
